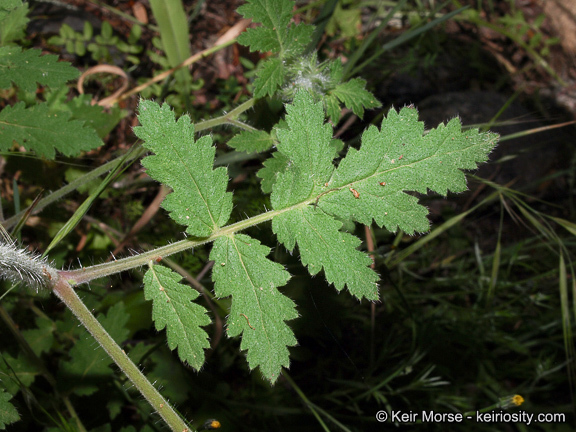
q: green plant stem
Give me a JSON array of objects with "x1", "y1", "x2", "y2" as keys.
[
  {"x1": 282, "y1": 371, "x2": 331, "y2": 432},
  {"x1": 194, "y1": 98, "x2": 256, "y2": 131},
  {"x1": 1, "y1": 145, "x2": 146, "y2": 231},
  {"x1": 60, "y1": 186, "x2": 338, "y2": 285},
  {"x1": 52, "y1": 276, "x2": 192, "y2": 432},
  {"x1": 61, "y1": 204, "x2": 289, "y2": 285}
]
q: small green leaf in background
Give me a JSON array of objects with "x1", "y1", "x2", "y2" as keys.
[
  {"x1": 0, "y1": 0, "x2": 29, "y2": 46},
  {"x1": 330, "y1": 77, "x2": 382, "y2": 119},
  {"x1": 58, "y1": 303, "x2": 130, "y2": 396},
  {"x1": 227, "y1": 130, "x2": 274, "y2": 153},
  {"x1": 210, "y1": 234, "x2": 297, "y2": 383},
  {"x1": 0, "y1": 389, "x2": 20, "y2": 429},
  {"x1": 134, "y1": 100, "x2": 233, "y2": 237},
  {"x1": 64, "y1": 94, "x2": 125, "y2": 138},
  {"x1": 143, "y1": 264, "x2": 211, "y2": 370},
  {"x1": 46, "y1": 89, "x2": 125, "y2": 138},
  {"x1": 0, "y1": 353, "x2": 38, "y2": 395},
  {"x1": 0, "y1": 102, "x2": 103, "y2": 159},
  {"x1": 237, "y1": 0, "x2": 313, "y2": 56},
  {"x1": 148, "y1": 348, "x2": 191, "y2": 405},
  {"x1": 0, "y1": 47, "x2": 79, "y2": 91},
  {"x1": 21, "y1": 317, "x2": 55, "y2": 356}
]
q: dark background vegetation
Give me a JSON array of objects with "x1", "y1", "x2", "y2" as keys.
[{"x1": 1, "y1": 0, "x2": 575, "y2": 431}]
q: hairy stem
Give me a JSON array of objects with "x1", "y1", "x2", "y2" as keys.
[
  {"x1": 52, "y1": 276, "x2": 192, "y2": 432},
  {"x1": 194, "y1": 98, "x2": 256, "y2": 131},
  {"x1": 61, "y1": 193, "x2": 324, "y2": 285}
]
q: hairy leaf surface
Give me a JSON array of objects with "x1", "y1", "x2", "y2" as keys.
[
  {"x1": 253, "y1": 57, "x2": 285, "y2": 98},
  {"x1": 269, "y1": 91, "x2": 378, "y2": 298},
  {"x1": 319, "y1": 106, "x2": 499, "y2": 233},
  {"x1": 133, "y1": 90, "x2": 497, "y2": 384},
  {"x1": 273, "y1": 207, "x2": 378, "y2": 299},
  {"x1": 267, "y1": 91, "x2": 497, "y2": 297},
  {"x1": 135, "y1": 100, "x2": 233, "y2": 237},
  {"x1": 271, "y1": 91, "x2": 335, "y2": 208},
  {"x1": 143, "y1": 264, "x2": 211, "y2": 370},
  {"x1": 210, "y1": 234, "x2": 297, "y2": 383}
]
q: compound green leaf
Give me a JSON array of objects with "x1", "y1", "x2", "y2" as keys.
[
  {"x1": 0, "y1": 389, "x2": 19, "y2": 429},
  {"x1": 269, "y1": 90, "x2": 377, "y2": 297},
  {"x1": 143, "y1": 264, "x2": 210, "y2": 370},
  {"x1": 318, "y1": 106, "x2": 498, "y2": 234},
  {"x1": 210, "y1": 234, "x2": 297, "y2": 383},
  {"x1": 271, "y1": 90, "x2": 335, "y2": 208},
  {"x1": 0, "y1": 102, "x2": 103, "y2": 159},
  {"x1": 266, "y1": 94, "x2": 497, "y2": 297},
  {"x1": 134, "y1": 100, "x2": 233, "y2": 237},
  {"x1": 0, "y1": 47, "x2": 78, "y2": 91},
  {"x1": 273, "y1": 206, "x2": 379, "y2": 300}
]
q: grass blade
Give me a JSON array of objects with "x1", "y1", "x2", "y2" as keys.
[
  {"x1": 149, "y1": 0, "x2": 191, "y2": 68},
  {"x1": 42, "y1": 148, "x2": 137, "y2": 257}
]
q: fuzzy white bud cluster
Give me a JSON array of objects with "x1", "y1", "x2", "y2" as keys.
[
  {"x1": 0, "y1": 240, "x2": 57, "y2": 292},
  {"x1": 280, "y1": 53, "x2": 331, "y2": 101}
]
